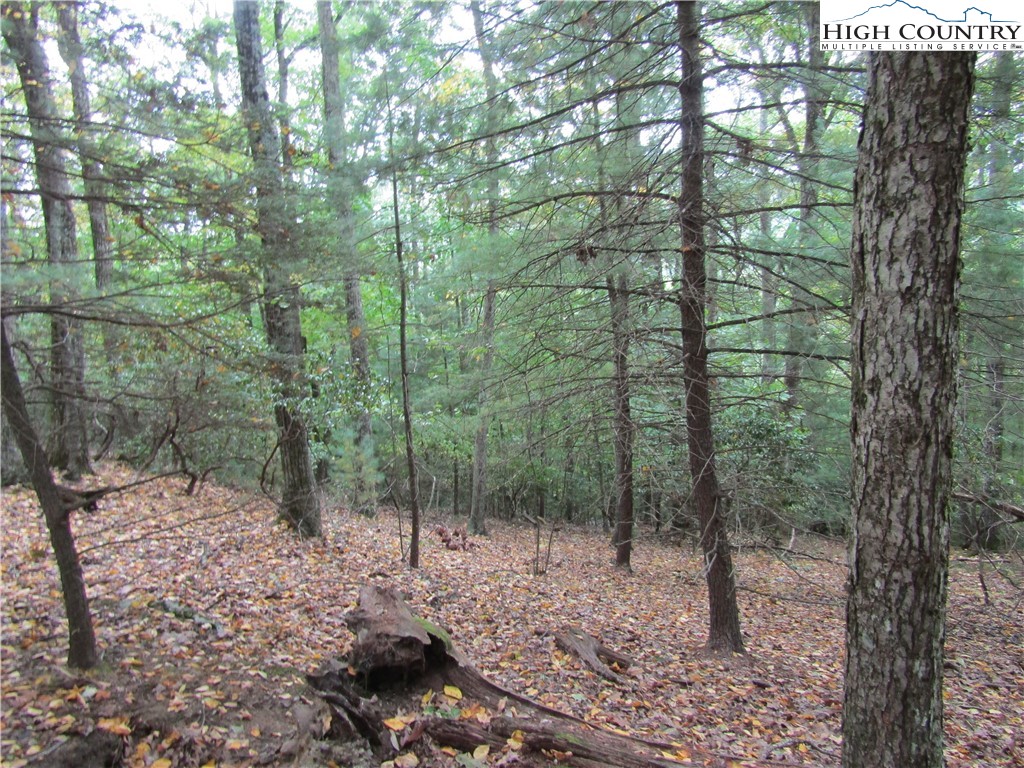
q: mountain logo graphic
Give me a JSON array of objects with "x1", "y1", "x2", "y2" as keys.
[
  {"x1": 830, "y1": 1, "x2": 1014, "y2": 24},
  {"x1": 819, "y1": 0, "x2": 1021, "y2": 49}
]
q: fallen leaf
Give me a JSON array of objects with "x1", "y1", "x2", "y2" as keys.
[
  {"x1": 96, "y1": 717, "x2": 131, "y2": 736},
  {"x1": 444, "y1": 685, "x2": 463, "y2": 701}
]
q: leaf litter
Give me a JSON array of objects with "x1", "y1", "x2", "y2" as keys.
[{"x1": 1, "y1": 464, "x2": 1021, "y2": 767}]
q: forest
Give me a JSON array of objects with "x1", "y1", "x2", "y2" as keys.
[{"x1": 1, "y1": 1, "x2": 1022, "y2": 767}]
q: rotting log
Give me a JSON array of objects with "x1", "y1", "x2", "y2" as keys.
[
  {"x1": 553, "y1": 626, "x2": 634, "y2": 683},
  {"x1": 308, "y1": 585, "x2": 726, "y2": 768}
]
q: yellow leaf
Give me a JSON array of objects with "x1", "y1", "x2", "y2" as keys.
[
  {"x1": 507, "y1": 729, "x2": 525, "y2": 750},
  {"x1": 394, "y1": 753, "x2": 419, "y2": 767},
  {"x1": 97, "y1": 717, "x2": 132, "y2": 736},
  {"x1": 421, "y1": 690, "x2": 434, "y2": 706},
  {"x1": 473, "y1": 744, "x2": 490, "y2": 759},
  {"x1": 440, "y1": 746, "x2": 459, "y2": 756},
  {"x1": 443, "y1": 685, "x2": 463, "y2": 701},
  {"x1": 151, "y1": 760, "x2": 173, "y2": 768},
  {"x1": 383, "y1": 717, "x2": 408, "y2": 731}
]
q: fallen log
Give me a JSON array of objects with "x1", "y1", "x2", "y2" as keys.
[
  {"x1": 308, "y1": 585, "x2": 720, "y2": 767},
  {"x1": 953, "y1": 490, "x2": 1024, "y2": 523},
  {"x1": 553, "y1": 626, "x2": 634, "y2": 683}
]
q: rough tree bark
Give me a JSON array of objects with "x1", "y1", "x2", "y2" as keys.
[
  {"x1": 3, "y1": 2, "x2": 92, "y2": 480},
  {"x1": 233, "y1": 0, "x2": 321, "y2": 537},
  {"x1": 843, "y1": 52, "x2": 976, "y2": 768},
  {"x1": 0, "y1": 324, "x2": 97, "y2": 669},
  {"x1": 676, "y1": 0, "x2": 744, "y2": 654}
]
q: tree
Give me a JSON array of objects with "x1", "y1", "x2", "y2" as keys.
[
  {"x1": 0, "y1": 324, "x2": 97, "y2": 669},
  {"x1": 54, "y1": 3, "x2": 114, "y2": 294},
  {"x1": 677, "y1": 0, "x2": 744, "y2": 655},
  {"x1": 467, "y1": 0, "x2": 500, "y2": 537},
  {"x1": 843, "y1": 52, "x2": 976, "y2": 768},
  {"x1": 3, "y1": 1, "x2": 92, "y2": 479},
  {"x1": 233, "y1": 0, "x2": 321, "y2": 537},
  {"x1": 608, "y1": 273, "x2": 635, "y2": 568},
  {"x1": 317, "y1": 0, "x2": 375, "y2": 505}
]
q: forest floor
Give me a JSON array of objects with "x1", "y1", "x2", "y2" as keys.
[{"x1": 1, "y1": 464, "x2": 1022, "y2": 768}]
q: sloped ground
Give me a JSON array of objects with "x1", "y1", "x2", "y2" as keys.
[{"x1": 2, "y1": 464, "x2": 1021, "y2": 767}]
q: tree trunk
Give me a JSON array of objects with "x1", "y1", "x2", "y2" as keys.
[
  {"x1": 469, "y1": 284, "x2": 495, "y2": 535},
  {"x1": 781, "y1": 2, "x2": 824, "y2": 414},
  {"x1": 0, "y1": 324, "x2": 97, "y2": 669},
  {"x1": 608, "y1": 275, "x2": 635, "y2": 569},
  {"x1": 676, "y1": 1, "x2": 744, "y2": 654},
  {"x1": 393, "y1": 172, "x2": 421, "y2": 568},
  {"x1": 54, "y1": 4, "x2": 115, "y2": 295},
  {"x1": 318, "y1": 1, "x2": 375, "y2": 508},
  {"x1": 467, "y1": 0, "x2": 500, "y2": 537},
  {"x1": 3, "y1": 2, "x2": 92, "y2": 480},
  {"x1": 843, "y1": 52, "x2": 975, "y2": 768},
  {"x1": 233, "y1": 0, "x2": 321, "y2": 537}
]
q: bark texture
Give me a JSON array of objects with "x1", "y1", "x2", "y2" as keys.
[
  {"x1": 3, "y1": 2, "x2": 92, "y2": 479},
  {"x1": 676, "y1": 1, "x2": 743, "y2": 654},
  {"x1": 843, "y1": 52, "x2": 975, "y2": 768},
  {"x1": 1, "y1": 325, "x2": 97, "y2": 669},
  {"x1": 233, "y1": 1, "x2": 321, "y2": 537}
]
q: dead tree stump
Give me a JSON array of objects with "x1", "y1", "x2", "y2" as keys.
[{"x1": 307, "y1": 585, "x2": 727, "y2": 767}]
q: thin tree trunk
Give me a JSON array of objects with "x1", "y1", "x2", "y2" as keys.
[
  {"x1": 676, "y1": 0, "x2": 744, "y2": 654},
  {"x1": 54, "y1": 4, "x2": 114, "y2": 294},
  {"x1": 608, "y1": 274, "x2": 635, "y2": 569},
  {"x1": 3, "y1": 2, "x2": 92, "y2": 480},
  {"x1": 234, "y1": 0, "x2": 320, "y2": 537},
  {"x1": 843, "y1": 52, "x2": 975, "y2": 768},
  {"x1": 318, "y1": 0, "x2": 375, "y2": 506},
  {"x1": 467, "y1": 0, "x2": 500, "y2": 536},
  {"x1": 1, "y1": 324, "x2": 97, "y2": 669},
  {"x1": 469, "y1": 284, "x2": 495, "y2": 535},
  {"x1": 782, "y1": 3, "x2": 823, "y2": 414},
  {"x1": 393, "y1": 169, "x2": 421, "y2": 568},
  {"x1": 274, "y1": 2, "x2": 294, "y2": 177}
]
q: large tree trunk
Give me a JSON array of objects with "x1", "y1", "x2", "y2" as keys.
[
  {"x1": 843, "y1": 52, "x2": 975, "y2": 768},
  {"x1": 1, "y1": 325, "x2": 97, "y2": 669},
  {"x1": 233, "y1": 1, "x2": 321, "y2": 537},
  {"x1": 3, "y1": 2, "x2": 92, "y2": 480},
  {"x1": 608, "y1": 274, "x2": 635, "y2": 569},
  {"x1": 318, "y1": 1, "x2": 375, "y2": 507},
  {"x1": 676, "y1": 1, "x2": 744, "y2": 654}
]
